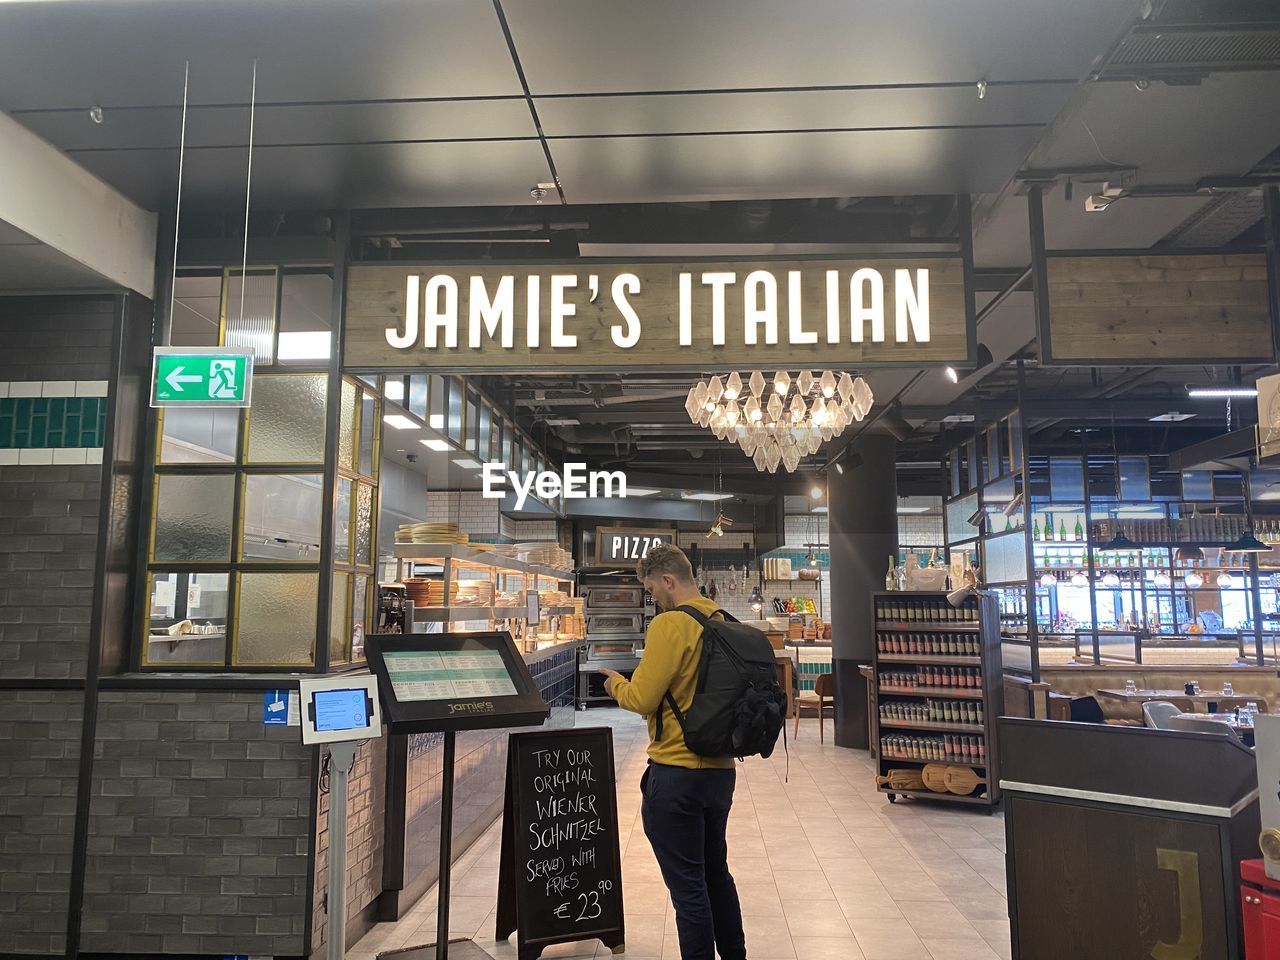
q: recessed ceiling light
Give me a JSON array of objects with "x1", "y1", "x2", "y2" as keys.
[
  {"x1": 1187, "y1": 386, "x2": 1257, "y2": 398},
  {"x1": 897, "y1": 506, "x2": 932, "y2": 514},
  {"x1": 626, "y1": 487, "x2": 662, "y2": 497},
  {"x1": 944, "y1": 366, "x2": 959, "y2": 383},
  {"x1": 453, "y1": 457, "x2": 483, "y2": 469},
  {"x1": 834, "y1": 463, "x2": 844, "y2": 475},
  {"x1": 811, "y1": 505, "x2": 828, "y2": 514},
  {"x1": 682, "y1": 492, "x2": 733, "y2": 501},
  {"x1": 545, "y1": 418, "x2": 580, "y2": 426},
  {"x1": 384, "y1": 380, "x2": 405, "y2": 401},
  {"x1": 1149, "y1": 412, "x2": 1196, "y2": 422},
  {"x1": 383, "y1": 414, "x2": 418, "y2": 430},
  {"x1": 810, "y1": 485, "x2": 824, "y2": 499},
  {"x1": 420, "y1": 438, "x2": 450, "y2": 452}
]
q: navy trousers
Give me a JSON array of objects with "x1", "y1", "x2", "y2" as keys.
[{"x1": 641, "y1": 762, "x2": 746, "y2": 960}]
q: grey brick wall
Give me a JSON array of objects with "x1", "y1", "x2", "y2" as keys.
[
  {"x1": 0, "y1": 464, "x2": 101, "y2": 680},
  {"x1": 81, "y1": 691, "x2": 315, "y2": 957},
  {"x1": 0, "y1": 690, "x2": 83, "y2": 956},
  {"x1": 0, "y1": 295, "x2": 117, "y2": 382},
  {"x1": 311, "y1": 736, "x2": 387, "y2": 953}
]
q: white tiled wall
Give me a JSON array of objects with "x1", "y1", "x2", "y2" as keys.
[
  {"x1": 899, "y1": 514, "x2": 945, "y2": 547},
  {"x1": 425, "y1": 492, "x2": 500, "y2": 534}
]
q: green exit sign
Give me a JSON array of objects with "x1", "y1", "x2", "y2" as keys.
[{"x1": 151, "y1": 348, "x2": 255, "y2": 408}]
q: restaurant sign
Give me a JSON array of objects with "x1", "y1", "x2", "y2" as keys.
[{"x1": 343, "y1": 258, "x2": 971, "y2": 371}]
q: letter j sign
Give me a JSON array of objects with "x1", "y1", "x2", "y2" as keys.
[{"x1": 151, "y1": 347, "x2": 255, "y2": 408}]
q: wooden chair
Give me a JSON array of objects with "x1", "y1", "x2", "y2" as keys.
[{"x1": 794, "y1": 673, "x2": 834, "y2": 743}]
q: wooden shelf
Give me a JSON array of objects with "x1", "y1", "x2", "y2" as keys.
[
  {"x1": 878, "y1": 686, "x2": 984, "y2": 699},
  {"x1": 876, "y1": 787, "x2": 991, "y2": 805},
  {"x1": 879, "y1": 751, "x2": 989, "y2": 765},
  {"x1": 874, "y1": 621, "x2": 980, "y2": 631},
  {"x1": 412, "y1": 605, "x2": 529, "y2": 622},
  {"x1": 879, "y1": 718, "x2": 986, "y2": 734},
  {"x1": 394, "y1": 542, "x2": 575, "y2": 580},
  {"x1": 877, "y1": 654, "x2": 981, "y2": 666}
]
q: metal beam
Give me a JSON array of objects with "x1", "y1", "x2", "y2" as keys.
[
  {"x1": 0, "y1": 110, "x2": 156, "y2": 296},
  {"x1": 1168, "y1": 427, "x2": 1258, "y2": 472}
]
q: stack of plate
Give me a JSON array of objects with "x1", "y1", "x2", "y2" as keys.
[
  {"x1": 516, "y1": 542, "x2": 572, "y2": 569},
  {"x1": 395, "y1": 522, "x2": 470, "y2": 545},
  {"x1": 402, "y1": 578, "x2": 459, "y2": 606},
  {"x1": 454, "y1": 581, "x2": 495, "y2": 606}
]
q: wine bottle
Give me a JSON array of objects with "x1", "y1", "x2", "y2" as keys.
[
  {"x1": 885, "y1": 554, "x2": 897, "y2": 592},
  {"x1": 1032, "y1": 517, "x2": 1041, "y2": 541},
  {"x1": 1045, "y1": 514, "x2": 1054, "y2": 542},
  {"x1": 1074, "y1": 516, "x2": 1084, "y2": 542},
  {"x1": 1059, "y1": 518, "x2": 1068, "y2": 542}
]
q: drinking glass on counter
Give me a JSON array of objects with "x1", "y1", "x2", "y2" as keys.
[
  {"x1": 1222, "y1": 681, "x2": 1234, "y2": 697},
  {"x1": 1124, "y1": 679, "x2": 1138, "y2": 694}
]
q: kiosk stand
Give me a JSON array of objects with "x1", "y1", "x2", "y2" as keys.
[
  {"x1": 366, "y1": 632, "x2": 550, "y2": 960},
  {"x1": 297, "y1": 674, "x2": 386, "y2": 960}
]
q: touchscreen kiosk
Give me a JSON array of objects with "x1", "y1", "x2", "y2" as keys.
[
  {"x1": 365, "y1": 631, "x2": 549, "y2": 733},
  {"x1": 297, "y1": 673, "x2": 383, "y2": 745}
]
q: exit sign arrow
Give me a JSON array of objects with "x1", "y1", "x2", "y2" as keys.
[
  {"x1": 164, "y1": 366, "x2": 203, "y2": 393},
  {"x1": 151, "y1": 348, "x2": 255, "y2": 408}
]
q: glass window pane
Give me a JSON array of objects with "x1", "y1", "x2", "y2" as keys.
[
  {"x1": 335, "y1": 477, "x2": 353, "y2": 564},
  {"x1": 447, "y1": 378, "x2": 464, "y2": 443},
  {"x1": 478, "y1": 404, "x2": 492, "y2": 462},
  {"x1": 159, "y1": 408, "x2": 239, "y2": 464},
  {"x1": 338, "y1": 380, "x2": 357, "y2": 472},
  {"x1": 241, "y1": 473, "x2": 323, "y2": 562},
  {"x1": 153, "y1": 474, "x2": 235, "y2": 562},
  {"x1": 465, "y1": 388, "x2": 480, "y2": 455},
  {"x1": 1049, "y1": 456, "x2": 1085, "y2": 502},
  {"x1": 277, "y1": 272, "x2": 332, "y2": 364},
  {"x1": 1119, "y1": 456, "x2": 1151, "y2": 501},
  {"x1": 145, "y1": 572, "x2": 229, "y2": 665},
  {"x1": 234, "y1": 572, "x2": 317, "y2": 665},
  {"x1": 356, "y1": 482, "x2": 374, "y2": 566},
  {"x1": 408, "y1": 376, "x2": 428, "y2": 421},
  {"x1": 246, "y1": 374, "x2": 327, "y2": 463},
  {"x1": 169, "y1": 276, "x2": 222, "y2": 346},
  {"x1": 359, "y1": 392, "x2": 378, "y2": 477},
  {"x1": 351, "y1": 576, "x2": 368, "y2": 662},
  {"x1": 223, "y1": 267, "x2": 279, "y2": 364},
  {"x1": 428, "y1": 376, "x2": 446, "y2": 430},
  {"x1": 329, "y1": 572, "x2": 350, "y2": 665}
]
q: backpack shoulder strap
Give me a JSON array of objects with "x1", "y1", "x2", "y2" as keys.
[{"x1": 675, "y1": 603, "x2": 727, "y2": 625}]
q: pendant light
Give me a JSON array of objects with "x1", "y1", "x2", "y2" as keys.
[
  {"x1": 1175, "y1": 545, "x2": 1205, "y2": 562},
  {"x1": 1226, "y1": 529, "x2": 1271, "y2": 554},
  {"x1": 749, "y1": 584, "x2": 764, "y2": 613},
  {"x1": 1100, "y1": 530, "x2": 1140, "y2": 552}
]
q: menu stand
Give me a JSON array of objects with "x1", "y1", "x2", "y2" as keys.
[{"x1": 366, "y1": 632, "x2": 552, "y2": 960}]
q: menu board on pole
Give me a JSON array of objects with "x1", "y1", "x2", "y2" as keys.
[
  {"x1": 364, "y1": 632, "x2": 549, "y2": 733},
  {"x1": 495, "y1": 728, "x2": 625, "y2": 960}
]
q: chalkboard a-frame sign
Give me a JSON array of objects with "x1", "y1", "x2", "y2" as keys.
[{"x1": 496, "y1": 727, "x2": 625, "y2": 960}]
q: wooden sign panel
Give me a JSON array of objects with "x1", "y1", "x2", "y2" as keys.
[
  {"x1": 495, "y1": 727, "x2": 625, "y2": 960},
  {"x1": 594, "y1": 527, "x2": 675, "y2": 565},
  {"x1": 344, "y1": 257, "x2": 971, "y2": 372},
  {"x1": 1041, "y1": 253, "x2": 1273, "y2": 364}
]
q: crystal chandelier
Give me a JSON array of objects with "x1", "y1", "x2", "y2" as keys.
[{"x1": 684, "y1": 370, "x2": 873, "y2": 473}]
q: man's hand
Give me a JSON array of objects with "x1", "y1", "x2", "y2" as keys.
[{"x1": 596, "y1": 666, "x2": 623, "y2": 695}]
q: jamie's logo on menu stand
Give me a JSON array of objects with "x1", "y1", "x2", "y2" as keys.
[
  {"x1": 447, "y1": 701, "x2": 495, "y2": 715},
  {"x1": 482, "y1": 462, "x2": 626, "y2": 509}
]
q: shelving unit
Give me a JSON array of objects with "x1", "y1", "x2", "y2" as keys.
[
  {"x1": 871, "y1": 591, "x2": 1004, "y2": 809},
  {"x1": 392, "y1": 543, "x2": 579, "y2": 650}
]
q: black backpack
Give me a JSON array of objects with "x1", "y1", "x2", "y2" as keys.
[{"x1": 656, "y1": 605, "x2": 788, "y2": 759}]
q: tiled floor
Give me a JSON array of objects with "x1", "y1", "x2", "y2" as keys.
[{"x1": 350, "y1": 709, "x2": 1010, "y2": 960}]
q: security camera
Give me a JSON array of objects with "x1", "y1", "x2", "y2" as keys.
[{"x1": 406, "y1": 453, "x2": 419, "y2": 463}]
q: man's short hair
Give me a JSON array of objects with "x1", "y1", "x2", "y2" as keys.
[{"x1": 636, "y1": 542, "x2": 695, "y2": 584}]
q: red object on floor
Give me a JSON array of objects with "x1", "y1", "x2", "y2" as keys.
[{"x1": 1241, "y1": 860, "x2": 1280, "y2": 958}]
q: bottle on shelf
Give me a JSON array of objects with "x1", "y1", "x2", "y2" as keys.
[
  {"x1": 1059, "y1": 518, "x2": 1068, "y2": 542},
  {"x1": 1045, "y1": 514, "x2": 1054, "y2": 542},
  {"x1": 1074, "y1": 516, "x2": 1084, "y2": 542},
  {"x1": 885, "y1": 555, "x2": 898, "y2": 592},
  {"x1": 1032, "y1": 517, "x2": 1041, "y2": 541}
]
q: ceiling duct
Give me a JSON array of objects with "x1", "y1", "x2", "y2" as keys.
[
  {"x1": 1159, "y1": 189, "x2": 1264, "y2": 246},
  {"x1": 1096, "y1": 22, "x2": 1280, "y2": 83}
]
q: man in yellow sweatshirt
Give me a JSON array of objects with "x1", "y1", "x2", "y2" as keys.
[{"x1": 598, "y1": 543, "x2": 745, "y2": 960}]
